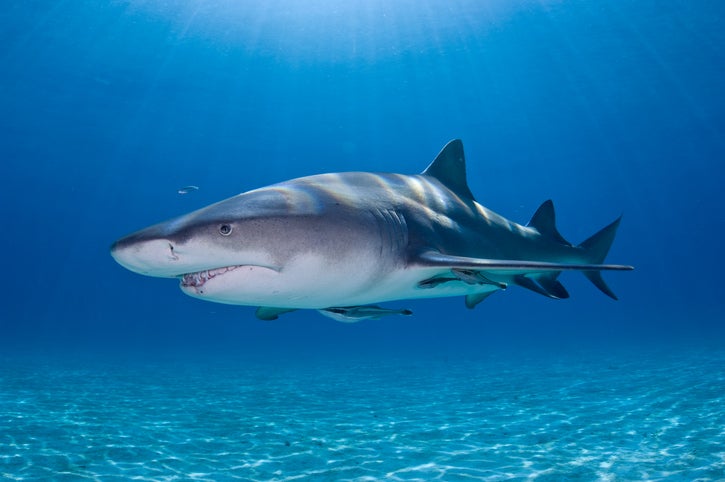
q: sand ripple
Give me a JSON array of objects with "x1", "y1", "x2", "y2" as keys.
[{"x1": 1, "y1": 351, "x2": 724, "y2": 480}]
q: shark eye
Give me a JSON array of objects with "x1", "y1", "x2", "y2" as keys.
[{"x1": 219, "y1": 224, "x2": 233, "y2": 236}]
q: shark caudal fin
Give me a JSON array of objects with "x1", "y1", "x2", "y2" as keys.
[
  {"x1": 525, "y1": 202, "x2": 630, "y2": 300},
  {"x1": 577, "y1": 217, "x2": 623, "y2": 300}
]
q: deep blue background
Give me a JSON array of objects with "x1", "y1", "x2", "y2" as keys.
[{"x1": 2, "y1": 0, "x2": 723, "y2": 359}]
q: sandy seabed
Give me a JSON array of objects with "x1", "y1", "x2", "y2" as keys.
[{"x1": 1, "y1": 349, "x2": 723, "y2": 481}]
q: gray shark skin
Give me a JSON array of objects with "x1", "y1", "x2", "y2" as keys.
[{"x1": 111, "y1": 140, "x2": 632, "y2": 321}]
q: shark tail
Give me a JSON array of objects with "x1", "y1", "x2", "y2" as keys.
[
  {"x1": 577, "y1": 217, "x2": 623, "y2": 300},
  {"x1": 518, "y1": 201, "x2": 627, "y2": 300}
]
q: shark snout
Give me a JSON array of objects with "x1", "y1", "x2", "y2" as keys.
[{"x1": 110, "y1": 221, "x2": 186, "y2": 278}]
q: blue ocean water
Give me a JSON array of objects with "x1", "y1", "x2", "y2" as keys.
[{"x1": 1, "y1": 0, "x2": 724, "y2": 480}]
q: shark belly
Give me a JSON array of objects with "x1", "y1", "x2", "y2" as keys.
[{"x1": 179, "y1": 251, "x2": 393, "y2": 309}]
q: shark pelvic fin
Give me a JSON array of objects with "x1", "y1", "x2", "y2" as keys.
[
  {"x1": 527, "y1": 200, "x2": 571, "y2": 246},
  {"x1": 465, "y1": 291, "x2": 496, "y2": 309},
  {"x1": 422, "y1": 139, "x2": 476, "y2": 201},
  {"x1": 578, "y1": 217, "x2": 623, "y2": 300}
]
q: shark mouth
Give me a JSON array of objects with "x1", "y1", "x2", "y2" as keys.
[{"x1": 180, "y1": 266, "x2": 242, "y2": 288}]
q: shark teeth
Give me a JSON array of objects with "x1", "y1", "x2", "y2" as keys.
[{"x1": 181, "y1": 266, "x2": 240, "y2": 287}]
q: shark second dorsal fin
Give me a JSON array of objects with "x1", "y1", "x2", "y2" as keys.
[
  {"x1": 422, "y1": 139, "x2": 476, "y2": 201},
  {"x1": 526, "y1": 200, "x2": 571, "y2": 246}
]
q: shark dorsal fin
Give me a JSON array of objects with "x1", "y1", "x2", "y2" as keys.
[
  {"x1": 526, "y1": 200, "x2": 571, "y2": 246},
  {"x1": 422, "y1": 139, "x2": 476, "y2": 201}
]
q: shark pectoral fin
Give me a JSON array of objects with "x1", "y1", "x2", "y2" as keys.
[
  {"x1": 319, "y1": 306, "x2": 413, "y2": 323},
  {"x1": 417, "y1": 251, "x2": 633, "y2": 273},
  {"x1": 465, "y1": 291, "x2": 495, "y2": 309},
  {"x1": 255, "y1": 307, "x2": 297, "y2": 321}
]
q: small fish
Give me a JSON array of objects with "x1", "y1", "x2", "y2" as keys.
[{"x1": 178, "y1": 185, "x2": 199, "y2": 195}]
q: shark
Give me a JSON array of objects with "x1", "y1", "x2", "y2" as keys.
[{"x1": 110, "y1": 140, "x2": 632, "y2": 322}]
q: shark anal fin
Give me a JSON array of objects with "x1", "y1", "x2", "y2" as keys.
[
  {"x1": 255, "y1": 307, "x2": 297, "y2": 320},
  {"x1": 514, "y1": 275, "x2": 553, "y2": 298},
  {"x1": 465, "y1": 291, "x2": 496, "y2": 309},
  {"x1": 319, "y1": 305, "x2": 412, "y2": 323},
  {"x1": 514, "y1": 275, "x2": 568, "y2": 299},
  {"x1": 538, "y1": 273, "x2": 570, "y2": 299}
]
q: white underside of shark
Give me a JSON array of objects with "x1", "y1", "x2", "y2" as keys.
[{"x1": 111, "y1": 140, "x2": 632, "y2": 322}]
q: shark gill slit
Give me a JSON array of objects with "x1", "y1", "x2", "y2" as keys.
[{"x1": 373, "y1": 208, "x2": 408, "y2": 260}]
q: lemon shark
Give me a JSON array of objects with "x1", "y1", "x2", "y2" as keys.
[{"x1": 110, "y1": 140, "x2": 632, "y2": 322}]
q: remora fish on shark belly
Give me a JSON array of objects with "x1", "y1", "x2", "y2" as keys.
[{"x1": 110, "y1": 139, "x2": 633, "y2": 322}]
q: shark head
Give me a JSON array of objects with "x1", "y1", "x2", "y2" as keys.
[
  {"x1": 111, "y1": 179, "x2": 390, "y2": 308},
  {"x1": 111, "y1": 188, "x2": 289, "y2": 278}
]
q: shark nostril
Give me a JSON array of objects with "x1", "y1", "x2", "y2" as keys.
[{"x1": 168, "y1": 243, "x2": 179, "y2": 261}]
